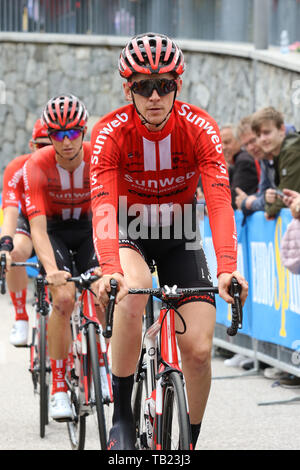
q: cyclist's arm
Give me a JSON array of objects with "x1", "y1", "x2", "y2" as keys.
[
  {"x1": 195, "y1": 123, "x2": 237, "y2": 276},
  {"x1": 1, "y1": 206, "x2": 19, "y2": 239},
  {"x1": 90, "y1": 126, "x2": 122, "y2": 277},
  {"x1": 29, "y1": 215, "x2": 58, "y2": 275},
  {"x1": 0, "y1": 162, "x2": 23, "y2": 266},
  {"x1": 23, "y1": 158, "x2": 69, "y2": 284},
  {"x1": 0, "y1": 207, "x2": 19, "y2": 269}
]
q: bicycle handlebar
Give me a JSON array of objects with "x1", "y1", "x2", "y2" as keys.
[
  {"x1": 0, "y1": 255, "x2": 40, "y2": 294},
  {"x1": 0, "y1": 253, "x2": 243, "y2": 337},
  {"x1": 103, "y1": 277, "x2": 243, "y2": 338}
]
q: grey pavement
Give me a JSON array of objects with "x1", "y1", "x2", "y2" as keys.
[{"x1": 0, "y1": 282, "x2": 300, "y2": 450}]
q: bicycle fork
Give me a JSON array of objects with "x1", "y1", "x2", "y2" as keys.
[{"x1": 79, "y1": 290, "x2": 113, "y2": 407}]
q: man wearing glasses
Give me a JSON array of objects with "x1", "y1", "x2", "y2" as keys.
[
  {"x1": 23, "y1": 95, "x2": 100, "y2": 421},
  {"x1": 0, "y1": 119, "x2": 51, "y2": 347},
  {"x1": 90, "y1": 33, "x2": 248, "y2": 450}
]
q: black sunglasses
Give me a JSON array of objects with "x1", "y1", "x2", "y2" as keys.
[{"x1": 129, "y1": 78, "x2": 177, "y2": 98}]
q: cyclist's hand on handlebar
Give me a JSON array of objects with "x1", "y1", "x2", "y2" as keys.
[
  {"x1": 46, "y1": 270, "x2": 71, "y2": 286},
  {"x1": 96, "y1": 273, "x2": 128, "y2": 313},
  {"x1": 218, "y1": 271, "x2": 248, "y2": 306},
  {"x1": 0, "y1": 251, "x2": 12, "y2": 271}
]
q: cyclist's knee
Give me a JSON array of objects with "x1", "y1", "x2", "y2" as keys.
[
  {"x1": 182, "y1": 341, "x2": 212, "y2": 371},
  {"x1": 120, "y1": 273, "x2": 152, "y2": 322},
  {"x1": 52, "y1": 290, "x2": 74, "y2": 317},
  {"x1": 11, "y1": 246, "x2": 28, "y2": 262},
  {"x1": 120, "y1": 295, "x2": 146, "y2": 323}
]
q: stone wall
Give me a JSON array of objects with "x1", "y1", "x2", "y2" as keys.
[{"x1": 0, "y1": 34, "x2": 299, "y2": 182}]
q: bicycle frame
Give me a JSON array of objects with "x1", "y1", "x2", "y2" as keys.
[{"x1": 105, "y1": 277, "x2": 243, "y2": 451}]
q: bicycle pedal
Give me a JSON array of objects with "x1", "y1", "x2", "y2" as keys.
[
  {"x1": 80, "y1": 403, "x2": 92, "y2": 415},
  {"x1": 53, "y1": 416, "x2": 73, "y2": 423},
  {"x1": 102, "y1": 395, "x2": 111, "y2": 405}
]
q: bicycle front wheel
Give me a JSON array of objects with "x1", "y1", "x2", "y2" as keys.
[
  {"x1": 87, "y1": 323, "x2": 107, "y2": 449},
  {"x1": 39, "y1": 314, "x2": 49, "y2": 438},
  {"x1": 160, "y1": 371, "x2": 191, "y2": 450}
]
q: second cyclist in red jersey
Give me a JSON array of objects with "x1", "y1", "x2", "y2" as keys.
[{"x1": 24, "y1": 95, "x2": 101, "y2": 422}]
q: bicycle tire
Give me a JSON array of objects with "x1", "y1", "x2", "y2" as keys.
[
  {"x1": 87, "y1": 323, "x2": 107, "y2": 449},
  {"x1": 160, "y1": 371, "x2": 191, "y2": 450},
  {"x1": 39, "y1": 314, "x2": 49, "y2": 438},
  {"x1": 67, "y1": 381, "x2": 86, "y2": 450}
]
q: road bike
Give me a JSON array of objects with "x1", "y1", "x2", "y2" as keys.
[
  {"x1": 104, "y1": 274, "x2": 243, "y2": 450},
  {"x1": 0, "y1": 255, "x2": 51, "y2": 438},
  {"x1": 65, "y1": 272, "x2": 113, "y2": 450}
]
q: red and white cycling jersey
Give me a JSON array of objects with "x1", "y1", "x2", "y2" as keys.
[
  {"x1": 23, "y1": 142, "x2": 92, "y2": 222},
  {"x1": 90, "y1": 101, "x2": 237, "y2": 277},
  {"x1": 2, "y1": 153, "x2": 31, "y2": 214}
]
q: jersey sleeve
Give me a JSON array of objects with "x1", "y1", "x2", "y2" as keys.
[
  {"x1": 2, "y1": 162, "x2": 22, "y2": 210},
  {"x1": 90, "y1": 124, "x2": 122, "y2": 276},
  {"x1": 23, "y1": 158, "x2": 48, "y2": 220},
  {"x1": 195, "y1": 120, "x2": 237, "y2": 276}
]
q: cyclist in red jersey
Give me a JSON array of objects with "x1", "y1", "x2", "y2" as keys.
[
  {"x1": 90, "y1": 33, "x2": 248, "y2": 450},
  {"x1": 0, "y1": 119, "x2": 51, "y2": 346},
  {"x1": 24, "y1": 95, "x2": 101, "y2": 421}
]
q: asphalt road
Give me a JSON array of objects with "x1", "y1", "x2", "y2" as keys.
[{"x1": 0, "y1": 281, "x2": 300, "y2": 451}]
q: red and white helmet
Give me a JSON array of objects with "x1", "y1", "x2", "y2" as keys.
[
  {"x1": 41, "y1": 94, "x2": 88, "y2": 131},
  {"x1": 119, "y1": 32, "x2": 185, "y2": 79},
  {"x1": 31, "y1": 118, "x2": 49, "y2": 140}
]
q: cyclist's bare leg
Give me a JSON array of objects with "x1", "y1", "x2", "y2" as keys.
[
  {"x1": 111, "y1": 248, "x2": 152, "y2": 377},
  {"x1": 47, "y1": 282, "x2": 76, "y2": 359},
  {"x1": 7, "y1": 234, "x2": 33, "y2": 346},
  {"x1": 108, "y1": 248, "x2": 152, "y2": 449},
  {"x1": 176, "y1": 301, "x2": 216, "y2": 425},
  {"x1": 6, "y1": 233, "x2": 32, "y2": 295}
]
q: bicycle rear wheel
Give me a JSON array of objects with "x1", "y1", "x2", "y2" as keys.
[
  {"x1": 87, "y1": 323, "x2": 107, "y2": 449},
  {"x1": 160, "y1": 371, "x2": 191, "y2": 450},
  {"x1": 39, "y1": 314, "x2": 50, "y2": 438}
]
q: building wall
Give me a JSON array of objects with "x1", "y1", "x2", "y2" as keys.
[{"x1": 0, "y1": 34, "x2": 299, "y2": 180}]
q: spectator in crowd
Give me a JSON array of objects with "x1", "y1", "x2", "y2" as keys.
[
  {"x1": 264, "y1": 188, "x2": 300, "y2": 387},
  {"x1": 220, "y1": 124, "x2": 259, "y2": 209},
  {"x1": 251, "y1": 107, "x2": 300, "y2": 219},
  {"x1": 234, "y1": 115, "x2": 275, "y2": 215},
  {"x1": 235, "y1": 113, "x2": 298, "y2": 217},
  {"x1": 283, "y1": 188, "x2": 300, "y2": 218}
]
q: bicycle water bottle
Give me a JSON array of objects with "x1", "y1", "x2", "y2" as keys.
[{"x1": 144, "y1": 390, "x2": 156, "y2": 448}]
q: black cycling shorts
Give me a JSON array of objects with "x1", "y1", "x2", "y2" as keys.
[
  {"x1": 118, "y1": 214, "x2": 215, "y2": 308},
  {"x1": 16, "y1": 212, "x2": 31, "y2": 238},
  {"x1": 45, "y1": 220, "x2": 98, "y2": 275},
  {"x1": 15, "y1": 212, "x2": 35, "y2": 258}
]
